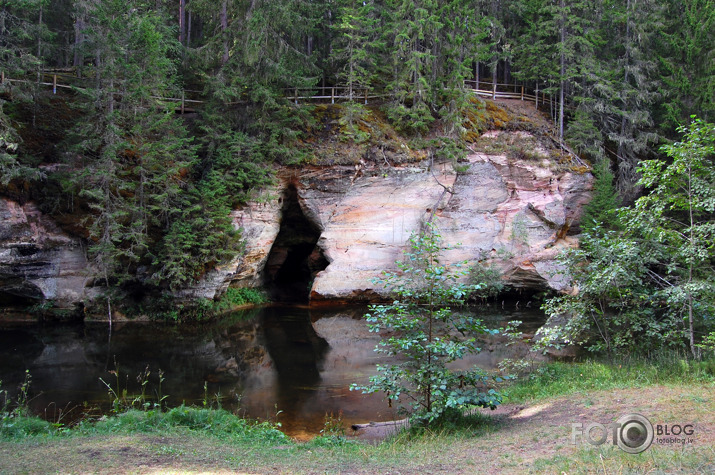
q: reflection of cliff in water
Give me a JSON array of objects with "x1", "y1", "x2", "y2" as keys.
[
  {"x1": 0, "y1": 304, "x2": 546, "y2": 438},
  {"x1": 0, "y1": 306, "x2": 350, "y2": 436}
]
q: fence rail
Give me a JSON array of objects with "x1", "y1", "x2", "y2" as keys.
[
  {"x1": 1, "y1": 70, "x2": 560, "y2": 113},
  {"x1": 1, "y1": 69, "x2": 583, "y2": 166}
]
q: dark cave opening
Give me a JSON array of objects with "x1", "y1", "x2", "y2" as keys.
[{"x1": 264, "y1": 184, "x2": 328, "y2": 302}]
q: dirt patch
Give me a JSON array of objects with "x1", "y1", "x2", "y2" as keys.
[{"x1": 349, "y1": 385, "x2": 714, "y2": 468}]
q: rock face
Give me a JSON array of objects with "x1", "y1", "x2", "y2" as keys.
[
  {"x1": 0, "y1": 131, "x2": 592, "y2": 307},
  {"x1": 0, "y1": 199, "x2": 92, "y2": 309},
  {"x1": 219, "y1": 131, "x2": 592, "y2": 302}
]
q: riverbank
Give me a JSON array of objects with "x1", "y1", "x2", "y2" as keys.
[{"x1": 1, "y1": 358, "x2": 713, "y2": 474}]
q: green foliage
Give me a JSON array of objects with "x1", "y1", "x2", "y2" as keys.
[
  {"x1": 217, "y1": 287, "x2": 268, "y2": 308},
  {"x1": 468, "y1": 261, "x2": 506, "y2": 301},
  {"x1": 99, "y1": 362, "x2": 167, "y2": 414},
  {"x1": 149, "y1": 176, "x2": 242, "y2": 291},
  {"x1": 505, "y1": 355, "x2": 715, "y2": 403},
  {"x1": 580, "y1": 159, "x2": 621, "y2": 231},
  {"x1": 351, "y1": 222, "x2": 502, "y2": 425},
  {"x1": 329, "y1": 1, "x2": 379, "y2": 104},
  {"x1": 336, "y1": 102, "x2": 371, "y2": 143},
  {"x1": 539, "y1": 224, "x2": 679, "y2": 355},
  {"x1": 89, "y1": 406, "x2": 280, "y2": 437},
  {"x1": 542, "y1": 118, "x2": 715, "y2": 357},
  {"x1": 626, "y1": 117, "x2": 715, "y2": 357},
  {"x1": 564, "y1": 108, "x2": 604, "y2": 161},
  {"x1": 310, "y1": 411, "x2": 350, "y2": 448},
  {"x1": 76, "y1": 406, "x2": 288, "y2": 444},
  {"x1": 64, "y1": 1, "x2": 205, "y2": 292},
  {"x1": 0, "y1": 371, "x2": 55, "y2": 439},
  {"x1": 656, "y1": 0, "x2": 715, "y2": 131},
  {"x1": 697, "y1": 332, "x2": 715, "y2": 356}
]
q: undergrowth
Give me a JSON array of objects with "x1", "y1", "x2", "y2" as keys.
[
  {"x1": 79, "y1": 406, "x2": 288, "y2": 444},
  {"x1": 140, "y1": 287, "x2": 269, "y2": 322},
  {"x1": 504, "y1": 354, "x2": 715, "y2": 403}
]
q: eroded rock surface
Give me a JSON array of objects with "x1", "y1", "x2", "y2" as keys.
[
  {"x1": 222, "y1": 133, "x2": 592, "y2": 301},
  {"x1": 0, "y1": 131, "x2": 592, "y2": 307},
  {"x1": 0, "y1": 199, "x2": 92, "y2": 308}
]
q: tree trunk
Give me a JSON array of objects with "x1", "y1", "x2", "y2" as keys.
[
  {"x1": 33, "y1": 3, "x2": 43, "y2": 128},
  {"x1": 475, "y1": 61, "x2": 480, "y2": 90},
  {"x1": 558, "y1": 0, "x2": 566, "y2": 141},
  {"x1": 73, "y1": 17, "x2": 83, "y2": 71},
  {"x1": 617, "y1": 0, "x2": 632, "y2": 164},
  {"x1": 687, "y1": 164, "x2": 697, "y2": 358},
  {"x1": 221, "y1": 0, "x2": 228, "y2": 65},
  {"x1": 492, "y1": 63, "x2": 497, "y2": 99},
  {"x1": 179, "y1": 0, "x2": 186, "y2": 45},
  {"x1": 36, "y1": 3, "x2": 43, "y2": 83},
  {"x1": 187, "y1": 10, "x2": 192, "y2": 46}
]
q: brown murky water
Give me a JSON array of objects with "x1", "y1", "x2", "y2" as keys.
[{"x1": 0, "y1": 304, "x2": 545, "y2": 439}]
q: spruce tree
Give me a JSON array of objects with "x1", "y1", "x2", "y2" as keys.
[
  {"x1": 66, "y1": 0, "x2": 198, "y2": 288},
  {"x1": 657, "y1": 0, "x2": 715, "y2": 131}
]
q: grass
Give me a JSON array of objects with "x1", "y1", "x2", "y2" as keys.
[
  {"x1": 504, "y1": 354, "x2": 715, "y2": 403},
  {"x1": 532, "y1": 445, "x2": 715, "y2": 474}
]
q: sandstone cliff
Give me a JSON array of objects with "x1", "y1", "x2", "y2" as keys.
[
  {"x1": 0, "y1": 130, "x2": 592, "y2": 310},
  {"x1": 191, "y1": 130, "x2": 592, "y2": 302},
  {"x1": 0, "y1": 199, "x2": 94, "y2": 311}
]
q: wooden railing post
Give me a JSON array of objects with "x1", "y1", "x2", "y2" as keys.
[
  {"x1": 535, "y1": 83, "x2": 539, "y2": 108},
  {"x1": 181, "y1": 91, "x2": 185, "y2": 114},
  {"x1": 492, "y1": 81, "x2": 496, "y2": 100},
  {"x1": 521, "y1": 85, "x2": 524, "y2": 101},
  {"x1": 294, "y1": 88, "x2": 298, "y2": 105},
  {"x1": 53, "y1": 74, "x2": 57, "y2": 94},
  {"x1": 364, "y1": 89, "x2": 368, "y2": 105},
  {"x1": 331, "y1": 87, "x2": 335, "y2": 104},
  {"x1": 1, "y1": 71, "x2": 4, "y2": 84}
]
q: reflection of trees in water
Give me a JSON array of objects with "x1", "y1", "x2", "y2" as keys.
[{"x1": 0, "y1": 304, "x2": 547, "y2": 435}]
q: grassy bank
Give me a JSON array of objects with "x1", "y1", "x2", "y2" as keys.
[
  {"x1": 504, "y1": 354, "x2": 715, "y2": 403},
  {"x1": 1, "y1": 358, "x2": 713, "y2": 474}
]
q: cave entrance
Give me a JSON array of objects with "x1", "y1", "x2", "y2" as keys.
[{"x1": 264, "y1": 184, "x2": 328, "y2": 302}]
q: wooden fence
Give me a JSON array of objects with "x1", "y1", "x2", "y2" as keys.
[{"x1": 1, "y1": 70, "x2": 560, "y2": 113}]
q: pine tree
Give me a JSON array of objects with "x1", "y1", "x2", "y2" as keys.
[
  {"x1": 382, "y1": 0, "x2": 442, "y2": 135},
  {"x1": 352, "y1": 222, "x2": 501, "y2": 424},
  {"x1": 66, "y1": 0, "x2": 198, "y2": 287},
  {"x1": 581, "y1": 159, "x2": 620, "y2": 231},
  {"x1": 512, "y1": 0, "x2": 595, "y2": 139},
  {"x1": 0, "y1": 0, "x2": 48, "y2": 183},
  {"x1": 602, "y1": 0, "x2": 662, "y2": 199},
  {"x1": 657, "y1": 0, "x2": 715, "y2": 131},
  {"x1": 330, "y1": 1, "x2": 378, "y2": 102}
]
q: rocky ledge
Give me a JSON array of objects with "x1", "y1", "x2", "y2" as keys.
[
  {"x1": 190, "y1": 130, "x2": 592, "y2": 302},
  {"x1": 0, "y1": 130, "x2": 592, "y2": 309},
  {"x1": 0, "y1": 199, "x2": 94, "y2": 310}
]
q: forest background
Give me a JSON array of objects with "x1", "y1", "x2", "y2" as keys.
[{"x1": 0, "y1": 0, "x2": 713, "y2": 355}]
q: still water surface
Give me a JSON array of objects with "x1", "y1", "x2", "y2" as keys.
[{"x1": 0, "y1": 304, "x2": 545, "y2": 439}]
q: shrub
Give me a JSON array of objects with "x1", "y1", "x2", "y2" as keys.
[{"x1": 351, "y1": 222, "x2": 502, "y2": 425}]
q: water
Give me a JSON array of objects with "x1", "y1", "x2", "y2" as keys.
[{"x1": 0, "y1": 304, "x2": 545, "y2": 439}]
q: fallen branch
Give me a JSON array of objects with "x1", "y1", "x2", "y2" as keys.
[{"x1": 351, "y1": 419, "x2": 409, "y2": 431}]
